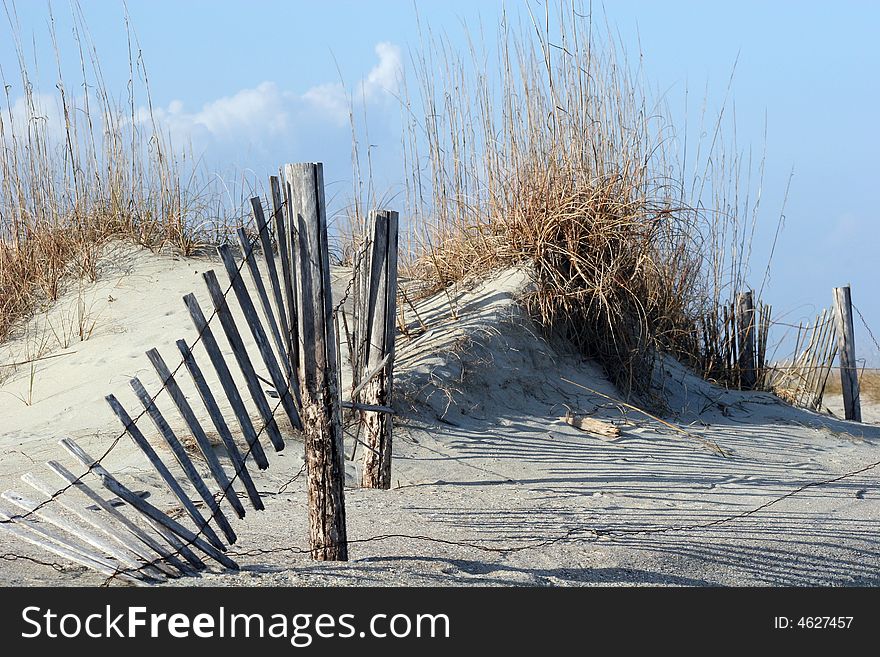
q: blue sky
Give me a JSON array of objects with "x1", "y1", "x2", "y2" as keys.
[{"x1": 2, "y1": 1, "x2": 878, "y2": 365}]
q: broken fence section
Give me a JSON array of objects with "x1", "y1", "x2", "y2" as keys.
[{"x1": 0, "y1": 160, "x2": 402, "y2": 582}]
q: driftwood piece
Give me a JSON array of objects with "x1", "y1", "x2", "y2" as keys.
[{"x1": 562, "y1": 413, "x2": 621, "y2": 440}]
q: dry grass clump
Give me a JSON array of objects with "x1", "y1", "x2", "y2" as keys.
[
  {"x1": 401, "y1": 3, "x2": 734, "y2": 398},
  {"x1": 0, "y1": 7, "x2": 214, "y2": 345},
  {"x1": 824, "y1": 370, "x2": 880, "y2": 405}
]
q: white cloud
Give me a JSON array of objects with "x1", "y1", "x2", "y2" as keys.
[
  {"x1": 364, "y1": 42, "x2": 403, "y2": 96},
  {"x1": 301, "y1": 41, "x2": 403, "y2": 125},
  {"x1": 140, "y1": 41, "x2": 403, "y2": 148},
  {"x1": 152, "y1": 81, "x2": 294, "y2": 145},
  {"x1": 2, "y1": 41, "x2": 404, "y2": 170},
  {"x1": 301, "y1": 81, "x2": 350, "y2": 126}
]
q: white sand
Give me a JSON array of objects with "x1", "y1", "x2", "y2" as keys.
[{"x1": 1, "y1": 243, "x2": 879, "y2": 586}]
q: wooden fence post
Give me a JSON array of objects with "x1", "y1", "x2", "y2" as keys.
[
  {"x1": 737, "y1": 291, "x2": 757, "y2": 390},
  {"x1": 359, "y1": 210, "x2": 398, "y2": 489},
  {"x1": 284, "y1": 162, "x2": 348, "y2": 560},
  {"x1": 833, "y1": 285, "x2": 861, "y2": 422}
]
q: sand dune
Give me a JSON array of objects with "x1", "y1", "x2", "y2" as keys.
[{"x1": 1, "y1": 244, "x2": 878, "y2": 586}]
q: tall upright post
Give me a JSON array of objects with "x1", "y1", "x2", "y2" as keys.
[
  {"x1": 360, "y1": 210, "x2": 399, "y2": 489},
  {"x1": 737, "y1": 290, "x2": 756, "y2": 390},
  {"x1": 833, "y1": 285, "x2": 861, "y2": 422},
  {"x1": 285, "y1": 162, "x2": 348, "y2": 560}
]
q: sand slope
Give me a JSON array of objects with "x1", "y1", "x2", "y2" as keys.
[{"x1": 1, "y1": 244, "x2": 879, "y2": 586}]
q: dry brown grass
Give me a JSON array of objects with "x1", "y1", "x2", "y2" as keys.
[
  {"x1": 824, "y1": 369, "x2": 880, "y2": 405},
  {"x1": 400, "y1": 2, "x2": 758, "y2": 400},
  {"x1": 0, "y1": 6, "x2": 215, "y2": 346}
]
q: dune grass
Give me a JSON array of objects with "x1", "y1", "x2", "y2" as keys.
[
  {"x1": 2, "y1": 1, "x2": 775, "y2": 406},
  {"x1": 824, "y1": 369, "x2": 880, "y2": 405},
  {"x1": 399, "y1": 2, "x2": 764, "y2": 400},
  {"x1": 0, "y1": 6, "x2": 217, "y2": 347}
]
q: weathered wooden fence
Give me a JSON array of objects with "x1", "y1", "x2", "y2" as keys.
[
  {"x1": 768, "y1": 308, "x2": 838, "y2": 410},
  {"x1": 0, "y1": 161, "x2": 400, "y2": 582},
  {"x1": 700, "y1": 290, "x2": 771, "y2": 391},
  {"x1": 350, "y1": 210, "x2": 399, "y2": 489},
  {"x1": 833, "y1": 285, "x2": 861, "y2": 422}
]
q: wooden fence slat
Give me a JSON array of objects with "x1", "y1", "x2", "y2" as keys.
[
  {"x1": 182, "y1": 294, "x2": 270, "y2": 470},
  {"x1": 218, "y1": 244, "x2": 303, "y2": 431},
  {"x1": 59, "y1": 438, "x2": 238, "y2": 570},
  {"x1": 203, "y1": 270, "x2": 286, "y2": 452},
  {"x1": 15, "y1": 478, "x2": 164, "y2": 579},
  {"x1": 130, "y1": 376, "x2": 241, "y2": 541},
  {"x1": 0, "y1": 508, "x2": 146, "y2": 585},
  {"x1": 252, "y1": 196, "x2": 292, "y2": 365},
  {"x1": 104, "y1": 394, "x2": 227, "y2": 551},
  {"x1": 236, "y1": 228, "x2": 290, "y2": 375},
  {"x1": 286, "y1": 161, "x2": 348, "y2": 561},
  {"x1": 22, "y1": 472, "x2": 175, "y2": 579},
  {"x1": 143, "y1": 350, "x2": 247, "y2": 520},
  {"x1": 45, "y1": 459, "x2": 194, "y2": 575},
  {"x1": 360, "y1": 209, "x2": 399, "y2": 489},
  {"x1": 737, "y1": 291, "x2": 756, "y2": 389},
  {"x1": 804, "y1": 310, "x2": 829, "y2": 407},
  {"x1": 141, "y1": 516, "x2": 207, "y2": 571},
  {"x1": 177, "y1": 339, "x2": 264, "y2": 511},
  {"x1": 2, "y1": 489, "x2": 162, "y2": 582},
  {"x1": 271, "y1": 175, "x2": 297, "y2": 367},
  {"x1": 833, "y1": 285, "x2": 862, "y2": 422}
]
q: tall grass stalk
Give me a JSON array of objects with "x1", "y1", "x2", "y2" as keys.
[
  {"x1": 401, "y1": 2, "x2": 767, "y2": 400},
  {"x1": 0, "y1": 2, "x2": 214, "y2": 344}
]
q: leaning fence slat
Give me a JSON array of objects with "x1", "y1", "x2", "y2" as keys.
[
  {"x1": 48, "y1": 461, "x2": 205, "y2": 572},
  {"x1": 2, "y1": 489, "x2": 162, "y2": 582},
  {"x1": 203, "y1": 270, "x2": 286, "y2": 452},
  {"x1": 341, "y1": 401, "x2": 395, "y2": 414},
  {"x1": 182, "y1": 294, "x2": 270, "y2": 470},
  {"x1": 104, "y1": 395, "x2": 227, "y2": 551},
  {"x1": 60, "y1": 438, "x2": 238, "y2": 570},
  {"x1": 252, "y1": 196, "x2": 292, "y2": 363},
  {"x1": 22, "y1": 471, "x2": 175, "y2": 580},
  {"x1": 218, "y1": 244, "x2": 303, "y2": 430},
  {"x1": 45, "y1": 459, "x2": 193, "y2": 575},
  {"x1": 12, "y1": 480, "x2": 164, "y2": 580},
  {"x1": 236, "y1": 228, "x2": 290, "y2": 375},
  {"x1": 143, "y1": 350, "x2": 247, "y2": 520},
  {"x1": 271, "y1": 176, "x2": 297, "y2": 366},
  {"x1": 129, "y1": 377, "x2": 241, "y2": 542},
  {"x1": 177, "y1": 339, "x2": 264, "y2": 511},
  {"x1": 286, "y1": 161, "x2": 348, "y2": 561},
  {"x1": 0, "y1": 508, "x2": 145, "y2": 585},
  {"x1": 804, "y1": 310, "x2": 829, "y2": 407},
  {"x1": 140, "y1": 515, "x2": 206, "y2": 572}
]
